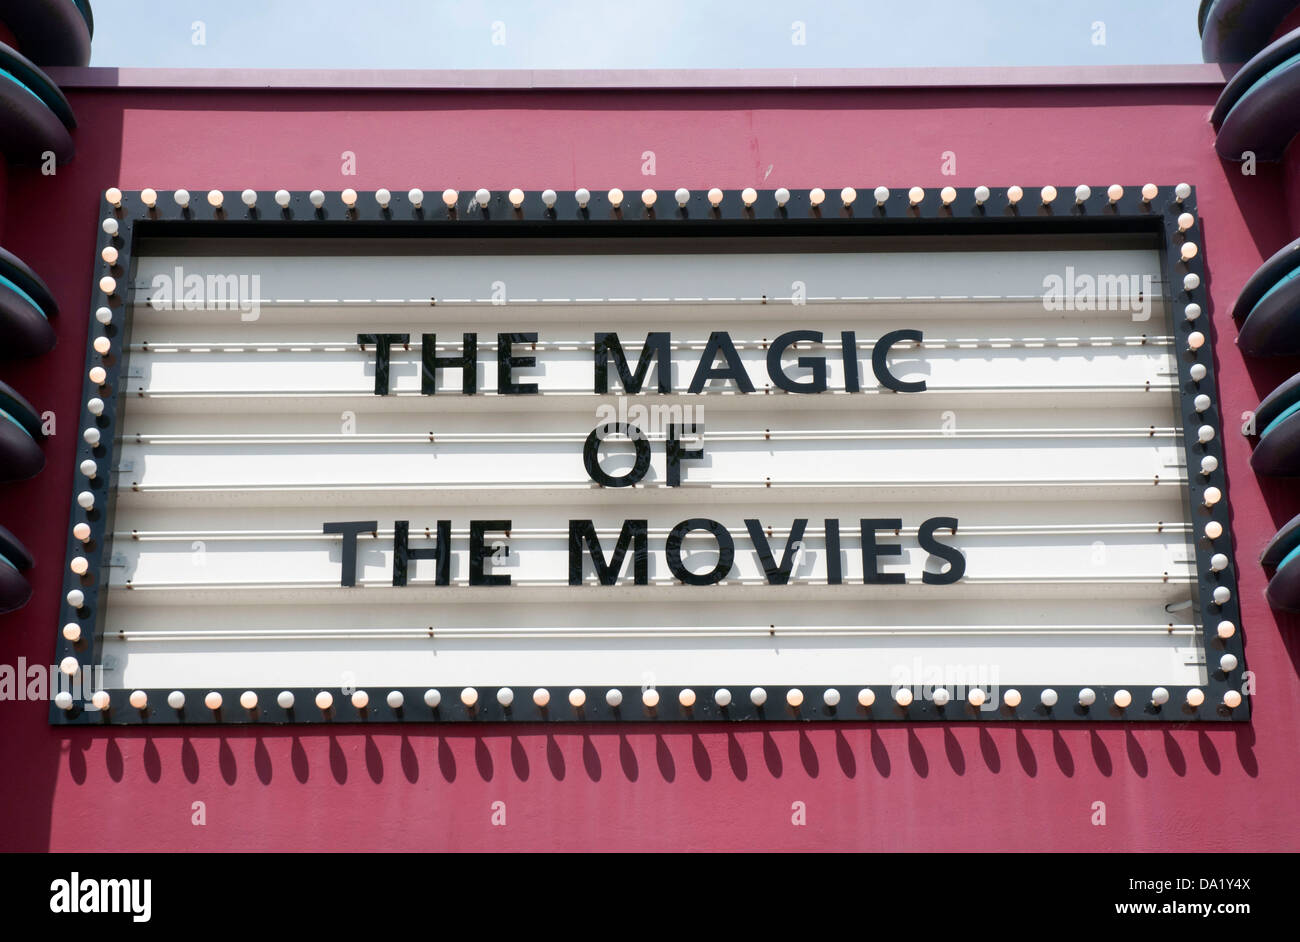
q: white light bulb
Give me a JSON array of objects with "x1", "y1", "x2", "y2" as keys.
[
  {"x1": 1204, "y1": 486, "x2": 1222, "y2": 506},
  {"x1": 606, "y1": 188, "x2": 622, "y2": 206},
  {"x1": 1078, "y1": 687, "x2": 1096, "y2": 706},
  {"x1": 140, "y1": 188, "x2": 157, "y2": 208},
  {"x1": 423, "y1": 689, "x2": 441, "y2": 708},
  {"x1": 1181, "y1": 242, "x2": 1199, "y2": 261},
  {"x1": 1113, "y1": 689, "x2": 1132, "y2": 709},
  {"x1": 874, "y1": 186, "x2": 890, "y2": 205},
  {"x1": 575, "y1": 188, "x2": 591, "y2": 208},
  {"x1": 786, "y1": 688, "x2": 804, "y2": 708},
  {"x1": 86, "y1": 398, "x2": 103, "y2": 416},
  {"x1": 82, "y1": 428, "x2": 100, "y2": 446},
  {"x1": 309, "y1": 190, "x2": 325, "y2": 208},
  {"x1": 569, "y1": 688, "x2": 586, "y2": 708},
  {"x1": 1201, "y1": 456, "x2": 1219, "y2": 476},
  {"x1": 974, "y1": 185, "x2": 990, "y2": 204},
  {"x1": 642, "y1": 688, "x2": 660, "y2": 709},
  {"x1": 894, "y1": 687, "x2": 913, "y2": 706},
  {"x1": 907, "y1": 186, "x2": 924, "y2": 205},
  {"x1": 968, "y1": 688, "x2": 986, "y2": 707},
  {"x1": 375, "y1": 188, "x2": 391, "y2": 208},
  {"x1": 675, "y1": 188, "x2": 690, "y2": 207},
  {"x1": 541, "y1": 189, "x2": 557, "y2": 208},
  {"x1": 95, "y1": 307, "x2": 112, "y2": 325},
  {"x1": 1220, "y1": 653, "x2": 1238, "y2": 673},
  {"x1": 101, "y1": 246, "x2": 118, "y2": 265},
  {"x1": 1074, "y1": 184, "x2": 1091, "y2": 203},
  {"x1": 642, "y1": 188, "x2": 658, "y2": 207},
  {"x1": 351, "y1": 690, "x2": 369, "y2": 709},
  {"x1": 66, "y1": 589, "x2": 84, "y2": 607},
  {"x1": 59, "y1": 656, "x2": 79, "y2": 676},
  {"x1": 1223, "y1": 690, "x2": 1242, "y2": 708},
  {"x1": 1186, "y1": 688, "x2": 1205, "y2": 707},
  {"x1": 1141, "y1": 183, "x2": 1158, "y2": 201},
  {"x1": 1040, "y1": 688, "x2": 1058, "y2": 707},
  {"x1": 205, "y1": 189, "x2": 223, "y2": 209},
  {"x1": 1177, "y1": 212, "x2": 1195, "y2": 232},
  {"x1": 409, "y1": 188, "x2": 425, "y2": 209},
  {"x1": 92, "y1": 691, "x2": 110, "y2": 711},
  {"x1": 931, "y1": 687, "x2": 950, "y2": 707},
  {"x1": 1003, "y1": 689, "x2": 1022, "y2": 707},
  {"x1": 774, "y1": 187, "x2": 790, "y2": 206},
  {"x1": 1194, "y1": 394, "x2": 1211, "y2": 412},
  {"x1": 498, "y1": 687, "x2": 514, "y2": 707},
  {"x1": 680, "y1": 689, "x2": 696, "y2": 708},
  {"x1": 169, "y1": 690, "x2": 186, "y2": 709},
  {"x1": 474, "y1": 189, "x2": 490, "y2": 207},
  {"x1": 70, "y1": 557, "x2": 88, "y2": 575},
  {"x1": 1190, "y1": 363, "x2": 1207, "y2": 382},
  {"x1": 1184, "y1": 303, "x2": 1202, "y2": 322},
  {"x1": 99, "y1": 276, "x2": 116, "y2": 295},
  {"x1": 1206, "y1": 520, "x2": 1223, "y2": 539},
  {"x1": 1007, "y1": 185, "x2": 1023, "y2": 205},
  {"x1": 1152, "y1": 687, "x2": 1169, "y2": 705},
  {"x1": 750, "y1": 686, "x2": 767, "y2": 706},
  {"x1": 316, "y1": 690, "x2": 333, "y2": 710},
  {"x1": 173, "y1": 189, "x2": 190, "y2": 208},
  {"x1": 443, "y1": 189, "x2": 459, "y2": 208},
  {"x1": 714, "y1": 688, "x2": 731, "y2": 707},
  {"x1": 1175, "y1": 183, "x2": 1191, "y2": 202},
  {"x1": 274, "y1": 189, "x2": 291, "y2": 208},
  {"x1": 387, "y1": 690, "x2": 404, "y2": 709},
  {"x1": 241, "y1": 189, "x2": 257, "y2": 208},
  {"x1": 341, "y1": 188, "x2": 357, "y2": 207},
  {"x1": 708, "y1": 187, "x2": 724, "y2": 207},
  {"x1": 1213, "y1": 586, "x2": 1231, "y2": 605},
  {"x1": 1217, "y1": 620, "x2": 1235, "y2": 639},
  {"x1": 808, "y1": 187, "x2": 824, "y2": 207},
  {"x1": 1107, "y1": 184, "x2": 1123, "y2": 203},
  {"x1": 823, "y1": 688, "x2": 840, "y2": 707},
  {"x1": 240, "y1": 690, "x2": 258, "y2": 710},
  {"x1": 77, "y1": 491, "x2": 94, "y2": 510},
  {"x1": 54, "y1": 692, "x2": 73, "y2": 710},
  {"x1": 605, "y1": 688, "x2": 622, "y2": 707},
  {"x1": 533, "y1": 688, "x2": 550, "y2": 707},
  {"x1": 1197, "y1": 424, "x2": 1214, "y2": 443},
  {"x1": 460, "y1": 686, "x2": 478, "y2": 707},
  {"x1": 839, "y1": 186, "x2": 855, "y2": 206},
  {"x1": 1040, "y1": 185, "x2": 1057, "y2": 204},
  {"x1": 743, "y1": 187, "x2": 758, "y2": 206},
  {"x1": 205, "y1": 691, "x2": 223, "y2": 710},
  {"x1": 940, "y1": 186, "x2": 956, "y2": 205},
  {"x1": 93, "y1": 337, "x2": 110, "y2": 355},
  {"x1": 73, "y1": 523, "x2": 91, "y2": 542},
  {"x1": 88, "y1": 367, "x2": 106, "y2": 385},
  {"x1": 62, "y1": 622, "x2": 81, "y2": 642},
  {"x1": 508, "y1": 188, "x2": 525, "y2": 207},
  {"x1": 858, "y1": 688, "x2": 875, "y2": 707},
  {"x1": 1184, "y1": 273, "x2": 1200, "y2": 291}
]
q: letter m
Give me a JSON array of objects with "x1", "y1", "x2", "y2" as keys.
[
  {"x1": 569, "y1": 520, "x2": 648, "y2": 585},
  {"x1": 594, "y1": 332, "x2": 671, "y2": 393},
  {"x1": 206, "y1": 273, "x2": 239, "y2": 310}
]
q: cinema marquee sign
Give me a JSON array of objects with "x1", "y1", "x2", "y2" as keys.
[{"x1": 54, "y1": 186, "x2": 1248, "y2": 724}]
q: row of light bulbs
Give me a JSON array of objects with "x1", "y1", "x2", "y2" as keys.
[
  {"x1": 103, "y1": 183, "x2": 1195, "y2": 215},
  {"x1": 54, "y1": 680, "x2": 1244, "y2": 714}
]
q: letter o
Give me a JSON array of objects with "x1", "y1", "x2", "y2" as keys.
[
  {"x1": 665, "y1": 518, "x2": 735, "y2": 585},
  {"x1": 583, "y1": 423, "x2": 651, "y2": 487}
]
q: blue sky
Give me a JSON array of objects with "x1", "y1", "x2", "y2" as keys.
[{"x1": 88, "y1": 0, "x2": 1205, "y2": 68}]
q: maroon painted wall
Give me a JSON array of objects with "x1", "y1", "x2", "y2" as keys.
[{"x1": 2, "y1": 75, "x2": 1297, "y2": 851}]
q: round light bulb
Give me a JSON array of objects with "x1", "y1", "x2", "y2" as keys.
[
  {"x1": 85, "y1": 397, "x2": 103, "y2": 416},
  {"x1": 786, "y1": 688, "x2": 804, "y2": 708},
  {"x1": 101, "y1": 246, "x2": 118, "y2": 265},
  {"x1": 1197, "y1": 424, "x2": 1214, "y2": 443},
  {"x1": 341, "y1": 188, "x2": 357, "y2": 207},
  {"x1": 70, "y1": 556, "x2": 88, "y2": 575},
  {"x1": 750, "y1": 687, "x2": 767, "y2": 706},
  {"x1": 1078, "y1": 687, "x2": 1096, "y2": 706},
  {"x1": 375, "y1": 188, "x2": 391, "y2": 208},
  {"x1": 1040, "y1": 185, "x2": 1057, "y2": 204},
  {"x1": 1113, "y1": 689, "x2": 1132, "y2": 709},
  {"x1": 714, "y1": 688, "x2": 731, "y2": 707},
  {"x1": 1185, "y1": 303, "x2": 1202, "y2": 321},
  {"x1": 606, "y1": 689, "x2": 623, "y2": 707},
  {"x1": 54, "y1": 691, "x2": 74, "y2": 710},
  {"x1": 1003, "y1": 688, "x2": 1022, "y2": 707},
  {"x1": 568, "y1": 688, "x2": 586, "y2": 708},
  {"x1": 508, "y1": 188, "x2": 525, "y2": 207},
  {"x1": 808, "y1": 187, "x2": 824, "y2": 207},
  {"x1": 1141, "y1": 183, "x2": 1158, "y2": 201},
  {"x1": 1177, "y1": 212, "x2": 1195, "y2": 232},
  {"x1": 1216, "y1": 620, "x2": 1234, "y2": 639},
  {"x1": 77, "y1": 491, "x2": 94, "y2": 510},
  {"x1": 1107, "y1": 184, "x2": 1123, "y2": 203},
  {"x1": 315, "y1": 690, "x2": 333, "y2": 710},
  {"x1": 605, "y1": 188, "x2": 622, "y2": 206},
  {"x1": 1184, "y1": 273, "x2": 1200, "y2": 291},
  {"x1": 642, "y1": 188, "x2": 658, "y2": 207},
  {"x1": 474, "y1": 189, "x2": 490, "y2": 207},
  {"x1": 708, "y1": 187, "x2": 724, "y2": 207},
  {"x1": 351, "y1": 690, "x2": 368, "y2": 709},
  {"x1": 1205, "y1": 520, "x2": 1223, "y2": 539},
  {"x1": 541, "y1": 189, "x2": 557, "y2": 208},
  {"x1": 674, "y1": 188, "x2": 690, "y2": 207},
  {"x1": 858, "y1": 688, "x2": 876, "y2": 707},
  {"x1": 894, "y1": 687, "x2": 913, "y2": 707},
  {"x1": 73, "y1": 523, "x2": 91, "y2": 542},
  {"x1": 974, "y1": 185, "x2": 990, "y2": 204},
  {"x1": 95, "y1": 307, "x2": 112, "y2": 325},
  {"x1": 1203, "y1": 486, "x2": 1222, "y2": 506},
  {"x1": 66, "y1": 589, "x2": 84, "y2": 608},
  {"x1": 497, "y1": 687, "x2": 514, "y2": 707},
  {"x1": 1040, "y1": 688, "x2": 1058, "y2": 707},
  {"x1": 387, "y1": 690, "x2": 404, "y2": 709},
  {"x1": 91, "y1": 690, "x2": 110, "y2": 711},
  {"x1": 533, "y1": 688, "x2": 550, "y2": 708},
  {"x1": 59, "y1": 656, "x2": 79, "y2": 676},
  {"x1": 873, "y1": 186, "x2": 890, "y2": 205},
  {"x1": 278, "y1": 690, "x2": 295, "y2": 709},
  {"x1": 274, "y1": 189, "x2": 291, "y2": 208},
  {"x1": 968, "y1": 687, "x2": 986, "y2": 707},
  {"x1": 1007, "y1": 185, "x2": 1023, "y2": 205},
  {"x1": 823, "y1": 688, "x2": 841, "y2": 707},
  {"x1": 82, "y1": 428, "x2": 100, "y2": 446},
  {"x1": 460, "y1": 687, "x2": 478, "y2": 708},
  {"x1": 241, "y1": 189, "x2": 257, "y2": 208},
  {"x1": 240, "y1": 690, "x2": 258, "y2": 710},
  {"x1": 940, "y1": 186, "x2": 956, "y2": 205},
  {"x1": 168, "y1": 690, "x2": 186, "y2": 709},
  {"x1": 99, "y1": 276, "x2": 116, "y2": 295},
  {"x1": 774, "y1": 187, "x2": 790, "y2": 206},
  {"x1": 1213, "y1": 586, "x2": 1231, "y2": 605},
  {"x1": 1209, "y1": 554, "x2": 1229, "y2": 573},
  {"x1": 62, "y1": 622, "x2": 81, "y2": 642},
  {"x1": 907, "y1": 186, "x2": 924, "y2": 205},
  {"x1": 1074, "y1": 184, "x2": 1091, "y2": 203},
  {"x1": 679, "y1": 688, "x2": 696, "y2": 708},
  {"x1": 309, "y1": 190, "x2": 325, "y2": 208},
  {"x1": 205, "y1": 691, "x2": 223, "y2": 710},
  {"x1": 1194, "y1": 394, "x2": 1211, "y2": 412},
  {"x1": 575, "y1": 188, "x2": 591, "y2": 208},
  {"x1": 93, "y1": 337, "x2": 111, "y2": 355},
  {"x1": 1190, "y1": 363, "x2": 1207, "y2": 382},
  {"x1": 206, "y1": 190, "x2": 223, "y2": 209},
  {"x1": 423, "y1": 689, "x2": 441, "y2": 708},
  {"x1": 1186, "y1": 688, "x2": 1205, "y2": 707},
  {"x1": 1223, "y1": 690, "x2": 1242, "y2": 708},
  {"x1": 642, "y1": 688, "x2": 660, "y2": 709},
  {"x1": 1175, "y1": 183, "x2": 1191, "y2": 202},
  {"x1": 1181, "y1": 242, "x2": 1199, "y2": 261},
  {"x1": 140, "y1": 188, "x2": 157, "y2": 208},
  {"x1": 931, "y1": 687, "x2": 950, "y2": 707},
  {"x1": 173, "y1": 189, "x2": 190, "y2": 208},
  {"x1": 1219, "y1": 653, "x2": 1237, "y2": 672},
  {"x1": 839, "y1": 187, "x2": 855, "y2": 206},
  {"x1": 1151, "y1": 687, "x2": 1170, "y2": 706}
]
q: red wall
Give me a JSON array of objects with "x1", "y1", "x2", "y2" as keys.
[{"x1": 2, "y1": 78, "x2": 1297, "y2": 851}]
